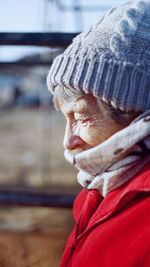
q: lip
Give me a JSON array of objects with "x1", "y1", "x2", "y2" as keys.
[{"x1": 67, "y1": 148, "x2": 83, "y2": 156}]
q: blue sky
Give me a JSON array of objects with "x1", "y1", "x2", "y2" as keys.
[{"x1": 0, "y1": 0, "x2": 125, "y2": 61}]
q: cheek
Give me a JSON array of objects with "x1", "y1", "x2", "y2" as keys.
[
  {"x1": 79, "y1": 124, "x2": 105, "y2": 146},
  {"x1": 80, "y1": 118, "x2": 117, "y2": 147}
]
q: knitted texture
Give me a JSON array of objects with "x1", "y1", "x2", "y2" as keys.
[{"x1": 47, "y1": 0, "x2": 150, "y2": 112}]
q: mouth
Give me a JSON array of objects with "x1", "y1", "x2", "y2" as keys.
[{"x1": 68, "y1": 148, "x2": 83, "y2": 156}]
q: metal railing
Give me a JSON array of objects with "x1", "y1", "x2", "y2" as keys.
[
  {"x1": 0, "y1": 32, "x2": 78, "y2": 47},
  {"x1": 0, "y1": 188, "x2": 76, "y2": 208}
]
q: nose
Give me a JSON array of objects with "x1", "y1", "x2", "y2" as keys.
[{"x1": 63, "y1": 121, "x2": 84, "y2": 150}]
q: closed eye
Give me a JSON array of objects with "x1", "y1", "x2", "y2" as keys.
[{"x1": 78, "y1": 119, "x2": 89, "y2": 127}]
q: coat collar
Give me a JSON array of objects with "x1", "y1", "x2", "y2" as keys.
[
  {"x1": 92, "y1": 160, "x2": 150, "y2": 222},
  {"x1": 74, "y1": 161, "x2": 150, "y2": 239}
]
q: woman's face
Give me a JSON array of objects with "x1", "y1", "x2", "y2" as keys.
[{"x1": 59, "y1": 94, "x2": 126, "y2": 152}]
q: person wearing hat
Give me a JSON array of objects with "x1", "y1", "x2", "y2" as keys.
[{"x1": 47, "y1": 0, "x2": 150, "y2": 266}]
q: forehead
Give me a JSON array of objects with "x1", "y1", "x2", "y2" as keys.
[
  {"x1": 53, "y1": 85, "x2": 84, "y2": 111},
  {"x1": 59, "y1": 94, "x2": 98, "y2": 116}
]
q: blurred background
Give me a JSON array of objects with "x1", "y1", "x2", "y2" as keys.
[{"x1": 0, "y1": 1, "x2": 126, "y2": 266}]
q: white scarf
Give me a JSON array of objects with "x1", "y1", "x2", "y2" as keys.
[{"x1": 64, "y1": 111, "x2": 150, "y2": 197}]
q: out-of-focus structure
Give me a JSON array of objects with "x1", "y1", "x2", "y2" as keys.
[
  {"x1": 0, "y1": 0, "x2": 113, "y2": 206},
  {"x1": 0, "y1": 1, "x2": 115, "y2": 266}
]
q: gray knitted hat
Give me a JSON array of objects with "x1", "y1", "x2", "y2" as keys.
[{"x1": 47, "y1": 0, "x2": 150, "y2": 112}]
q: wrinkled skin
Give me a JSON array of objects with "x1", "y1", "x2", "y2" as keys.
[{"x1": 59, "y1": 94, "x2": 127, "y2": 152}]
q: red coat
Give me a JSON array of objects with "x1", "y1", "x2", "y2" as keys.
[{"x1": 60, "y1": 162, "x2": 150, "y2": 267}]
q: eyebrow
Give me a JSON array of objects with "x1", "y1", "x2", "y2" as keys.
[
  {"x1": 61, "y1": 98, "x2": 89, "y2": 116},
  {"x1": 74, "y1": 101, "x2": 88, "y2": 114},
  {"x1": 65, "y1": 106, "x2": 87, "y2": 118}
]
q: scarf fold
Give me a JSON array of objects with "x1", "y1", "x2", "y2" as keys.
[{"x1": 64, "y1": 111, "x2": 150, "y2": 197}]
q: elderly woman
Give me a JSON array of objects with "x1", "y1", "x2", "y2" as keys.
[{"x1": 47, "y1": 0, "x2": 150, "y2": 266}]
